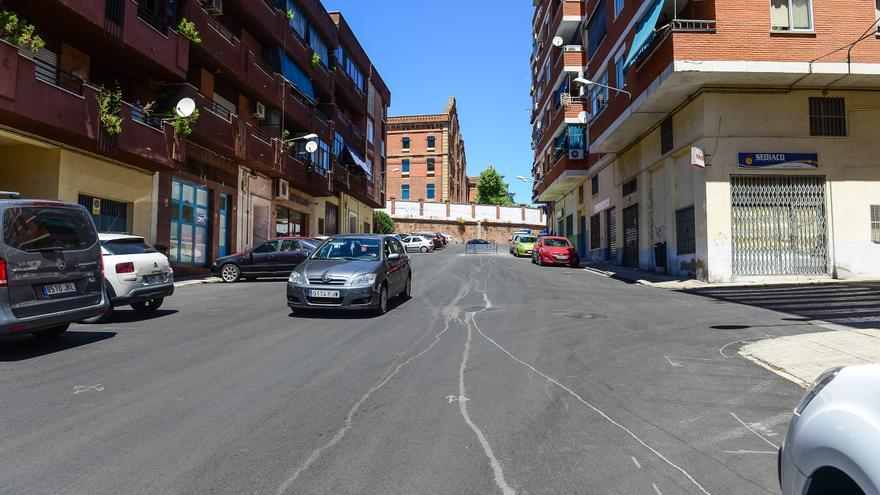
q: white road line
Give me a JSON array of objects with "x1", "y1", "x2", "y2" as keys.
[
  {"x1": 631, "y1": 456, "x2": 642, "y2": 469},
  {"x1": 458, "y1": 315, "x2": 516, "y2": 495},
  {"x1": 729, "y1": 412, "x2": 779, "y2": 450},
  {"x1": 653, "y1": 483, "x2": 663, "y2": 495},
  {"x1": 473, "y1": 321, "x2": 712, "y2": 495},
  {"x1": 722, "y1": 450, "x2": 777, "y2": 455},
  {"x1": 719, "y1": 339, "x2": 754, "y2": 359}
]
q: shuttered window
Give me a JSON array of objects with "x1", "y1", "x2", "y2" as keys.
[
  {"x1": 809, "y1": 97, "x2": 846, "y2": 137},
  {"x1": 676, "y1": 206, "x2": 696, "y2": 255},
  {"x1": 590, "y1": 214, "x2": 601, "y2": 250},
  {"x1": 871, "y1": 205, "x2": 880, "y2": 243},
  {"x1": 622, "y1": 178, "x2": 637, "y2": 196}
]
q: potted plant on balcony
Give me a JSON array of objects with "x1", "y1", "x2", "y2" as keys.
[
  {"x1": 96, "y1": 85, "x2": 124, "y2": 136},
  {"x1": 0, "y1": 7, "x2": 45, "y2": 52},
  {"x1": 177, "y1": 18, "x2": 202, "y2": 44},
  {"x1": 311, "y1": 52, "x2": 320, "y2": 69},
  {"x1": 170, "y1": 108, "x2": 200, "y2": 136}
]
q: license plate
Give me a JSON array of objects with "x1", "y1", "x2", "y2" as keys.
[
  {"x1": 309, "y1": 290, "x2": 340, "y2": 298},
  {"x1": 144, "y1": 275, "x2": 159, "y2": 284},
  {"x1": 43, "y1": 282, "x2": 76, "y2": 296}
]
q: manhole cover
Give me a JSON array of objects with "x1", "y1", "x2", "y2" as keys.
[{"x1": 565, "y1": 312, "x2": 606, "y2": 320}]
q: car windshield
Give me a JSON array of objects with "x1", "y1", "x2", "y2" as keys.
[
  {"x1": 544, "y1": 238, "x2": 571, "y2": 248},
  {"x1": 519, "y1": 236, "x2": 537, "y2": 243},
  {"x1": 103, "y1": 239, "x2": 157, "y2": 255},
  {"x1": 311, "y1": 238, "x2": 382, "y2": 261},
  {"x1": 3, "y1": 206, "x2": 97, "y2": 252}
]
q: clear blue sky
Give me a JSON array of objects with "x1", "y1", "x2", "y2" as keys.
[{"x1": 323, "y1": 0, "x2": 535, "y2": 205}]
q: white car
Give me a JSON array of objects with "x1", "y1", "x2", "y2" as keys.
[
  {"x1": 780, "y1": 364, "x2": 879, "y2": 495},
  {"x1": 83, "y1": 234, "x2": 174, "y2": 323},
  {"x1": 401, "y1": 235, "x2": 434, "y2": 253}
]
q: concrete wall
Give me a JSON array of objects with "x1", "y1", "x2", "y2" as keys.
[
  {"x1": 0, "y1": 145, "x2": 61, "y2": 200},
  {"x1": 392, "y1": 219, "x2": 537, "y2": 246},
  {"x1": 382, "y1": 200, "x2": 546, "y2": 227}
]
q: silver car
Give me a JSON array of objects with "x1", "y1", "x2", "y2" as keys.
[{"x1": 287, "y1": 235, "x2": 412, "y2": 315}]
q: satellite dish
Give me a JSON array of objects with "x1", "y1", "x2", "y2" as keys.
[
  {"x1": 175, "y1": 98, "x2": 196, "y2": 118},
  {"x1": 552, "y1": 36, "x2": 564, "y2": 47},
  {"x1": 577, "y1": 111, "x2": 589, "y2": 124},
  {"x1": 305, "y1": 140, "x2": 318, "y2": 153}
]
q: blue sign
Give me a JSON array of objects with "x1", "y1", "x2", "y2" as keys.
[{"x1": 738, "y1": 153, "x2": 818, "y2": 169}]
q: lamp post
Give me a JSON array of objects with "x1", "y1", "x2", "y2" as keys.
[
  {"x1": 573, "y1": 77, "x2": 632, "y2": 98},
  {"x1": 516, "y1": 175, "x2": 536, "y2": 183},
  {"x1": 280, "y1": 133, "x2": 319, "y2": 152}
]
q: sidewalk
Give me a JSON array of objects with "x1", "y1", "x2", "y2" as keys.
[
  {"x1": 579, "y1": 262, "x2": 709, "y2": 290},
  {"x1": 173, "y1": 275, "x2": 222, "y2": 288}
]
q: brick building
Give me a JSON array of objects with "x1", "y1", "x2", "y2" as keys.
[
  {"x1": 0, "y1": 0, "x2": 389, "y2": 273},
  {"x1": 387, "y1": 97, "x2": 468, "y2": 203},
  {"x1": 531, "y1": 0, "x2": 880, "y2": 282}
]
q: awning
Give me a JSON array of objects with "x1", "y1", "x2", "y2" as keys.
[
  {"x1": 622, "y1": 0, "x2": 664, "y2": 72},
  {"x1": 279, "y1": 50, "x2": 316, "y2": 102},
  {"x1": 341, "y1": 145, "x2": 371, "y2": 176}
]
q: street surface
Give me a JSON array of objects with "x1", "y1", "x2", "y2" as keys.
[{"x1": 0, "y1": 247, "x2": 823, "y2": 494}]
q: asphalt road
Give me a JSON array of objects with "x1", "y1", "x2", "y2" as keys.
[{"x1": 0, "y1": 246, "x2": 815, "y2": 495}]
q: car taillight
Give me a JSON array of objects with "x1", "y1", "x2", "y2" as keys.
[
  {"x1": 0, "y1": 257, "x2": 7, "y2": 287},
  {"x1": 99, "y1": 254, "x2": 105, "y2": 278},
  {"x1": 116, "y1": 262, "x2": 134, "y2": 274}
]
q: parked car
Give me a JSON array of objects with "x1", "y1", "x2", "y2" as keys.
[
  {"x1": 287, "y1": 235, "x2": 411, "y2": 315},
  {"x1": 467, "y1": 239, "x2": 491, "y2": 245},
  {"x1": 80, "y1": 234, "x2": 174, "y2": 323},
  {"x1": 415, "y1": 232, "x2": 444, "y2": 249},
  {"x1": 532, "y1": 236, "x2": 580, "y2": 267},
  {"x1": 0, "y1": 199, "x2": 109, "y2": 337},
  {"x1": 434, "y1": 232, "x2": 449, "y2": 245},
  {"x1": 513, "y1": 235, "x2": 537, "y2": 257},
  {"x1": 780, "y1": 364, "x2": 879, "y2": 495},
  {"x1": 509, "y1": 233, "x2": 529, "y2": 254},
  {"x1": 212, "y1": 237, "x2": 318, "y2": 283},
  {"x1": 401, "y1": 235, "x2": 434, "y2": 253}
]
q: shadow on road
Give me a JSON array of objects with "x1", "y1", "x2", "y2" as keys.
[
  {"x1": 0, "y1": 331, "x2": 116, "y2": 362},
  {"x1": 288, "y1": 298, "x2": 407, "y2": 320},
  {"x1": 688, "y1": 282, "x2": 880, "y2": 330},
  {"x1": 104, "y1": 309, "x2": 179, "y2": 324}
]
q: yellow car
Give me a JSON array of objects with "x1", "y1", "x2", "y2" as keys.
[{"x1": 513, "y1": 235, "x2": 537, "y2": 257}]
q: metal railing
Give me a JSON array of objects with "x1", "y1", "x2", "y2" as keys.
[
  {"x1": 465, "y1": 241, "x2": 498, "y2": 255},
  {"x1": 253, "y1": 126, "x2": 274, "y2": 143},
  {"x1": 33, "y1": 58, "x2": 84, "y2": 95},
  {"x1": 670, "y1": 19, "x2": 716, "y2": 32},
  {"x1": 207, "y1": 16, "x2": 238, "y2": 44},
  {"x1": 206, "y1": 100, "x2": 234, "y2": 121},
  {"x1": 136, "y1": 3, "x2": 169, "y2": 35}
]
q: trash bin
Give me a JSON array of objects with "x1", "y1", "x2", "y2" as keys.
[{"x1": 653, "y1": 242, "x2": 667, "y2": 269}]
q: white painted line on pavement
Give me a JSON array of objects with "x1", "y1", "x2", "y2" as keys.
[
  {"x1": 719, "y1": 338, "x2": 754, "y2": 359},
  {"x1": 722, "y1": 450, "x2": 777, "y2": 455},
  {"x1": 729, "y1": 412, "x2": 779, "y2": 449},
  {"x1": 73, "y1": 384, "x2": 104, "y2": 394},
  {"x1": 631, "y1": 456, "x2": 642, "y2": 469},
  {"x1": 653, "y1": 483, "x2": 663, "y2": 495}
]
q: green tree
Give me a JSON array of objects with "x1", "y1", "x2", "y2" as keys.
[
  {"x1": 475, "y1": 167, "x2": 516, "y2": 206},
  {"x1": 373, "y1": 210, "x2": 395, "y2": 234}
]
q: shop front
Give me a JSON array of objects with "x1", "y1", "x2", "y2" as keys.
[{"x1": 274, "y1": 188, "x2": 315, "y2": 238}]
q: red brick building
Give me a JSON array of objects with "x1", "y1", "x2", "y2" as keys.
[
  {"x1": 532, "y1": 0, "x2": 880, "y2": 282},
  {"x1": 387, "y1": 97, "x2": 468, "y2": 203},
  {"x1": 0, "y1": 0, "x2": 389, "y2": 273}
]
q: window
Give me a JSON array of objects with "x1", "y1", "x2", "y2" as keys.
[
  {"x1": 252, "y1": 241, "x2": 279, "y2": 254},
  {"x1": 623, "y1": 178, "x2": 638, "y2": 196},
  {"x1": 871, "y1": 205, "x2": 880, "y2": 243},
  {"x1": 614, "y1": 46, "x2": 627, "y2": 89},
  {"x1": 276, "y1": 206, "x2": 306, "y2": 237},
  {"x1": 401, "y1": 159, "x2": 410, "y2": 174},
  {"x1": 590, "y1": 214, "x2": 601, "y2": 250},
  {"x1": 169, "y1": 179, "x2": 210, "y2": 264},
  {"x1": 676, "y1": 206, "x2": 696, "y2": 255},
  {"x1": 660, "y1": 116, "x2": 673, "y2": 154},
  {"x1": 591, "y1": 175, "x2": 599, "y2": 195},
  {"x1": 578, "y1": 184, "x2": 585, "y2": 205},
  {"x1": 333, "y1": 131, "x2": 345, "y2": 156},
  {"x1": 427, "y1": 158, "x2": 435, "y2": 175},
  {"x1": 78, "y1": 194, "x2": 128, "y2": 233},
  {"x1": 402, "y1": 136, "x2": 411, "y2": 151},
  {"x1": 103, "y1": 239, "x2": 158, "y2": 256},
  {"x1": 591, "y1": 71, "x2": 609, "y2": 116},
  {"x1": 401, "y1": 184, "x2": 410, "y2": 200},
  {"x1": 809, "y1": 97, "x2": 846, "y2": 137},
  {"x1": 335, "y1": 47, "x2": 365, "y2": 91},
  {"x1": 614, "y1": 0, "x2": 624, "y2": 17},
  {"x1": 427, "y1": 136, "x2": 436, "y2": 149},
  {"x1": 427, "y1": 183, "x2": 436, "y2": 200},
  {"x1": 770, "y1": 0, "x2": 812, "y2": 31},
  {"x1": 3, "y1": 206, "x2": 97, "y2": 252},
  {"x1": 366, "y1": 118, "x2": 374, "y2": 144},
  {"x1": 587, "y1": 0, "x2": 608, "y2": 58},
  {"x1": 316, "y1": 139, "x2": 331, "y2": 173}
]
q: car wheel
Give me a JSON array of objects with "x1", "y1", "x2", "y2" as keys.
[
  {"x1": 420, "y1": 246, "x2": 428, "y2": 253},
  {"x1": 401, "y1": 275, "x2": 412, "y2": 300},
  {"x1": 33, "y1": 324, "x2": 69, "y2": 338},
  {"x1": 375, "y1": 285, "x2": 388, "y2": 315},
  {"x1": 131, "y1": 298, "x2": 163, "y2": 314},
  {"x1": 81, "y1": 305, "x2": 114, "y2": 324},
  {"x1": 220, "y1": 264, "x2": 240, "y2": 283}
]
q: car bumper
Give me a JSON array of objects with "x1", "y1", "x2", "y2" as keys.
[
  {"x1": 0, "y1": 291, "x2": 109, "y2": 335},
  {"x1": 779, "y1": 444, "x2": 809, "y2": 494},
  {"x1": 540, "y1": 255, "x2": 579, "y2": 265},
  {"x1": 287, "y1": 283, "x2": 380, "y2": 309},
  {"x1": 112, "y1": 282, "x2": 175, "y2": 306}
]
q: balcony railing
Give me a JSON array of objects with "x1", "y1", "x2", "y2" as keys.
[
  {"x1": 207, "y1": 16, "x2": 238, "y2": 44},
  {"x1": 670, "y1": 19, "x2": 716, "y2": 33},
  {"x1": 135, "y1": 3, "x2": 169, "y2": 35},
  {"x1": 205, "y1": 100, "x2": 234, "y2": 122}
]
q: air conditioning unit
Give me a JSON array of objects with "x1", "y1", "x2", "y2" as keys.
[
  {"x1": 205, "y1": 0, "x2": 223, "y2": 15},
  {"x1": 569, "y1": 149, "x2": 585, "y2": 160},
  {"x1": 274, "y1": 178, "x2": 289, "y2": 200},
  {"x1": 251, "y1": 101, "x2": 266, "y2": 121}
]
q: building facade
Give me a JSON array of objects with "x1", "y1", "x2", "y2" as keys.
[
  {"x1": 386, "y1": 97, "x2": 468, "y2": 203},
  {"x1": 0, "y1": 0, "x2": 389, "y2": 273},
  {"x1": 531, "y1": 0, "x2": 880, "y2": 282}
]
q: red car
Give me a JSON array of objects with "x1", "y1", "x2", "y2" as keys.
[
  {"x1": 415, "y1": 232, "x2": 444, "y2": 249},
  {"x1": 532, "y1": 236, "x2": 580, "y2": 267}
]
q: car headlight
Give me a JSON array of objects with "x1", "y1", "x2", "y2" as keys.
[
  {"x1": 349, "y1": 273, "x2": 377, "y2": 286},
  {"x1": 795, "y1": 366, "x2": 842, "y2": 415},
  {"x1": 289, "y1": 271, "x2": 306, "y2": 284}
]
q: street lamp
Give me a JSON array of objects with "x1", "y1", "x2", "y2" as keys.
[
  {"x1": 573, "y1": 77, "x2": 632, "y2": 98},
  {"x1": 516, "y1": 175, "x2": 535, "y2": 183},
  {"x1": 281, "y1": 133, "x2": 319, "y2": 153}
]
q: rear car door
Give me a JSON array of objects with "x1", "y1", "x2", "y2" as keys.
[
  {"x1": 2, "y1": 204, "x2": 103, "y2": 319},
  {"x1": 242, "y1": 241, "x2": 279, "y2": 274},
  {"x1": 383, "y1": 239, "x2": 403, "y2": 293}
]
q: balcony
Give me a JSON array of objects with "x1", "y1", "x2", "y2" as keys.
[
  {"x1": 244, "y1": 124, "x2": 278, "y2": 174},
  {"x1": 532, "y1": 154, "x2": 589, "y2": 203},
  {"x1": 532, "y1": 0, "x2": 585, "y2": 71},
  {"x1": 310, "y1": 62, "x2": 334, "y2": 101},
  {"x1": 244, "y1": 50, "x2": 283, "y2": 107},
  {"x1": 282, "y1": 152, "x2": 332, "y2": 197},
  {"x1": 117, "y1": 102, "x2": 181, "y2": 170},
  {"x1": 122, "y1": 0, "x2": 189, "y2": 79},
  {"x1": 334, "y1": 70, "x2": 367, "y2": 117},
  {"x1": 166, "y1": 84, "x2": 239, "y2": 158},
  {"x1": 331, "y1": 106, "x2": 367, "y2": 156},
  {"x1": 238, "y1": 0, "x2": 285, "y2": 43},
  {"x1": 185, "y1": 2, "x2": 246, "y2": 78}
]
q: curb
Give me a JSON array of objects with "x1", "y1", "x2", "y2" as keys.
[{"x1": 174, "y1": 277, "x2": 222, "y2": 288}]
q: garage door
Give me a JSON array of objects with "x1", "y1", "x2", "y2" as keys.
[
  {"x1": 622, "y1": 204, "x2": 639, "y2": 268},
  {"x1": 731, "y1": 176, "x2": 827, "y2": 276}
]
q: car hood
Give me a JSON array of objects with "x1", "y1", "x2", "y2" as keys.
[
  {"x1": 297, "y1": 259, "x2": 381, "y2": 280},
  {"x1": 517, "y1": 242, "x2": 536, "y2": 249},
  {"x1": 542, "y1": 246, "x2": 573, "y2": 253}
]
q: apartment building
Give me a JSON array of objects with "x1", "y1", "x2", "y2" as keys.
[
  {"x1": 531, "y1": 0, "x2": 880, "y2": 282},
  {"x1": 0, "y1": 0, "x2": 389, "y2": 273},
  {"x1": 387, "y1": 97, "x2": 468, "y2": 203}
]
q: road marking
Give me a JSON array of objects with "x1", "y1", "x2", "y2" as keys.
[
  {"x1": 729, "y1": 412, "x2": 779, "y2": 449},
  {"x1": 631, "y1": 456, "x2": 641, "y2": 469},
  {"x1": 663, "y1": 356, "x2": 683, "y2": 368},
  {"x1": 719, "y1": 339, "x2": 754, "y2": 359},
  {"x1": 73, "y1": 384, "x2": 104, "y2": 394},
  {"x1": 653, "y1": 483, "x2": 663, "y2": 495},
  {"x1": 727, "y1": 379, "x2": 772, "y2": 405},
  {"x1": 446, "y1": 395, "x2": 469, "y2": 403},
  {"x1": 663, "y1": 355, "x2": 715, "y2": 367},
  {"x1": 722, "y1": 450, "x2": 777, "y2": 455}
]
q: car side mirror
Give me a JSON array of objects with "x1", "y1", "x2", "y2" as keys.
[{"x1": 388, "y1": 253, "x2": 401, "y2": 261}]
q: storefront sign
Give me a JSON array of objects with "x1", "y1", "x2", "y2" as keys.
[
  {"x1": 91, "y1": 198, "x2": 101, "y2": 215},
  {"x1": 289, "y1": 192, "x2": 313, "y2": 209},
  {"x1": 593, "y1": 198, "x2": 611, "y2": 214},
  {"x1": 738, "y1": 153, "x2": 818, "y2": 169},
  {"x1": 691, "y1": 147, "x2": 706, "y2": 168}
]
